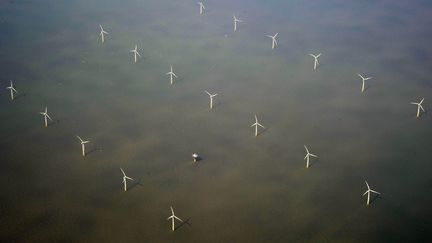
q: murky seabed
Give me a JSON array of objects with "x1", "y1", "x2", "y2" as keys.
[{"x1": 0, "y1": 0, "x2": 431, "y2": 242}]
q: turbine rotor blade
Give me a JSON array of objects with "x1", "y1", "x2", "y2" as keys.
[
  {"x1": 365, "y1": 181, "x2": 370, "y2": 190},
  {"x1": 370, "y1": 190, "x2": 380, "y2": 194},
  {"x1": 173, "y1": 216, "x2": 183, "y2": 222}
]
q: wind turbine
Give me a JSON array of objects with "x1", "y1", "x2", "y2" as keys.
[
  {"x1": 99, "y1": 24, "x2": 109, "y2": 43},
  {"x1": 363, "y1": 180, "x2": 381, "y2": 205},
  {"x1": 198, "y1": 2, "x2": 205, "y2": 15},
  {"x1": 167, "y1": 206, "x2": 183, "y2": 231},
  {"x1": 76, "y1": 136, "x2": 90, "y2": 157},
  {"x1": 250, "y1": 115, "x2": 265, "y2": 137},
  {"x1": 120, "y1": 168, "x2": 134, "y2": 191},
  {"x1": 130, "y1": 44, "x2": 141, "y2": 63},
  {"x1": 309, "y1": 53, "x2": 322, "y2": 70},
  {"x1": 204, "y1": 90, "x2": 218, "y2": 109},
  {"x1": 410, "y1": 98, "x2": 425, "y2": 118},
  {"x1": 6, "y1": 80, "x2": 18, "y2": 101},
  {"x1": 192, "y1": 153, "x2": 200, "y2": 162},
  {"x1": 358, "y1": 74, "x2": 372, "y2": 93},
  {"x1": 266, "y1": 33, "x2": 278, "y2": 49},
  {"x1": 233, "y1": 15, "x2": 243, "y2": 31},
  {"x1": 39, "y1": 106, "x2": 53, "y2": 128},
  {"x1": 166, "y1": 65, "x2": 178, "y2": 85},
  {"x1": 304, "y1": 145, "x2": 318, "y2": 168}
]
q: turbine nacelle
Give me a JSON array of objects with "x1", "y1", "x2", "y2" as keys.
[
  {"x1": 363, "y1": 180, "x2": 381, "y2": 205},
  {"x1": 197, "y1": 2, "x2": 205, "y2": 14},
  {"x1": 233, "y1": 14, "x2": 243, "y2": 31},
  {"x1": 76, "y1": 135, "x2": 90, "y2": 156},
  {"x1": 309, "y1": 53, "x2": 322, "y2": 70},
  {"x1": 251, "y1": 115, "x2": 265, "y2": 136},
  {"x1": 39, "y1": 106, "x2": 53, "y2": 127},
  {"x1": 6, "y1": 80, "x2": 18, "y2": 100},
  {"x1": 410, "y1": 98, "x2": 425, "y2": 118},
  {"x1": 205, "y1": 90, "x2": 218, "y2": 109},
  {"x1": 99, "y1": 24, "x2": 109, "y2": 43},
  {"x1": 358, "y1": 73, "x2": 372, "y2": 93},
  {"x1": 130, "y1": 44, "x2": 141, "y2": 63},
  {"x1": 166, "y1": 65, "x2": 178, "y2": 85},
  {"x1": 120, "y1": 168, "x2": 134, "y2": 191},
  {"x1": 304, "y1": 145, "x2": 318, "y2": 168},
  {"x1": 167, "y1": 206, "x2": 183, "y2": 231},
  {"x1": 266, "y1": 33, "x2": 278, "y2": 49}
]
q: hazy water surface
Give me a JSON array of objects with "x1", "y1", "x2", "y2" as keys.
[{"x1": 1, "y1": 0, "x2": 432, "y2": 242}]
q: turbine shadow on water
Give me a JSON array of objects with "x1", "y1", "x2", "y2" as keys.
[
  {"x1": 85, "y1": 145, "x2": 103, "y2": 156},
  {"x1": 12, "y1": 92, "x2": 27, "y2": 101},
  {"x1": 368, "y1": 193, "x2": 381, "y2": 205},
  {"x1": 175, "y1": 217, "x2": 192, "y2": 231},
  {"x1": 128, "y1": 178, "x2": 144, "y2": 191},
  {"x1": 47, "y1": 119, "x2": 61, "y2": 127},
  {"x1": 363, "y1": 84, "x2": 372, "y2": 92},
  {"x1": 307, "y1": 156, "x2": 319, "y2": 168}
]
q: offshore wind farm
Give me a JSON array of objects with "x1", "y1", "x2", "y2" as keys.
[{"x1": 0, "y1": 0, "x2": 431, "y2": 242}]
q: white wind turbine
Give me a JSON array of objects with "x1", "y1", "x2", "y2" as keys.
[
  {"x1": 130, "y1": 44, "x2": 141, "y2": 63},
  {"x1": 266, "y1": 33, "x2": 278, "y2": 49},
  {"x1": 304, "y1": 145, "x2": 318, "y2": 168},
  {"x1": 6, "y1": 80, "x2": 18, "y2": 101},
  {"x1": 120, "y1": 168, "x2": 134, "y2": 191},
  {"x1": 358, "y1": 74, "x2": 372, "y2": 93},
  {"x1": 198, "y1": 2, "x2": 205, "y2": 15},
  {"x1": 363, "y1": 180, "x2": 381, "y2": 205},
  {"x1": 167, "y1": 206, "x2": 183, "y2": 231},
  {"x1": 192, "y1": 153, "x2": 200, "y2": 162},
  {"x1": 99, "y1": 24, "x2": 109, "y2": 43},
  {"x1": 166, "y1": 65, "x2": 178, "y2": 85},
  {"x1": 410, "y1": 98, "x2": 425, "y2": 118},
  {"x1": 76, "y1": 136, "x2": 90, "y2": 157},
  {"x1": 309, "y1": 53, "x2": 322, "y2": 70},
  {"x1": 250, "y1": 114, "x2": 265, "y2": 137},
  {"x1": 233, "y1": 15, "x2": 243, "y2": 31},
  {"x1": 205, "y1": 90, "x2": 218, "y2": 109},
  {"x1": 39, "y1": 106, "x2": 53, "y2": 128}
]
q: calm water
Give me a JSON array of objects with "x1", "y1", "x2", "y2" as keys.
[{"x1": 1, "y1": 0, "x2": 432, "y2": 242}]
